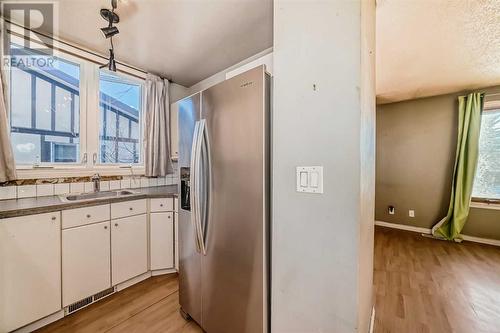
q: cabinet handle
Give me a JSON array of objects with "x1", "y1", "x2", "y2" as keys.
[
  {"x1": 104, "y1": 226, "x2": 108, "y2": 229},
  {"x1": 115, "y1": 223, "x2": 118, "y2": 227},
  {"x1": 129, "y1": 207, "x2": 133, "y2": 211},
  {"x1": 160, "y1": 204, "x2": 164, "y2": 207},
  {"x1": 168, "y1": 215, "x2": 171, "y2": 219},
  {"x1": 86, "y1": 214, "x2": 91, "y2": 218},
  {"x1": 51, "y1": 216, "x2": 57, "y2": 221}
]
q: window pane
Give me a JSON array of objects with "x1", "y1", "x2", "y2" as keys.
[
  {"x1": 9, "y1": 44, "x2": 80, "y2": 164},
  {"x1": 10, "y1": 68, "x2": 31, "y2": 128},
  {"x1": 10, "y1": 133, "x2": 41, "y2": 164},
  {"x1": 99, "y1": 71, "x2": 142, "y2": 164},
  {"x1": 55, "y1": 87, "x2": 74, "y2": 133},
  {"x1": 36, "y1": 79, "x2": 52, "y2": 130},
  {"x1": 473, "y1": 110, "x2": 500, "y2": 199}
]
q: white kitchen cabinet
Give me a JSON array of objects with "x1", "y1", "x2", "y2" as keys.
[
  {"x1": 174, "y1": 198, "x2": 179, "y2": 270},
  {"x1": 150, "y1": 198, "x2": 174, "y2": 212},
  {"x1": 170, "y1": 101, "x2": 179, "y2": 159},
  {"x1": 0, "y1": 213, "x2": 61, "y2": 332},
  {"x1": 62, "y1": 204, "x2": 110, "y2": 229},
  {"x1": 150, "y1": 212, "x2": 175, "y2": 270},
  {"x1": 175, "y1": 215, "x2": 179, "y2": 270},
  {"x1": 111, "y1": 199, "x2": 147, "y2": 220},
  {"x1": 62, "y1": 221, "x2": 111, "y2": 306},
  {"x1": 111, "y1": 214, "x2": 148, "y2": 285}
]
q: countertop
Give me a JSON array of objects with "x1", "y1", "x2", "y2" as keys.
[{"x1": 0, "y1": 185, "x2": 178, "y2": 219}]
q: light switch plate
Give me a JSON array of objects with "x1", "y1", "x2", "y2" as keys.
[{"x1": 296, "y1": 166, "x2": 323, "y2": 194}]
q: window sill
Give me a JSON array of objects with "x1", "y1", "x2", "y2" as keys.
[
  {"x1": 470, "y1": 200, "x2": 500, "y2": 211},
  {"x1": 15, "y1": 166, "x2": 146, "y2": 180}
]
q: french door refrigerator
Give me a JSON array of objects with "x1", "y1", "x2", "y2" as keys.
[{"x1": 178, "y1": 66, "x2": 270, "y2": 333}]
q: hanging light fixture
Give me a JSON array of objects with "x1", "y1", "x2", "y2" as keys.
[
  {"x1": 106, "y1": 48, "x2": 116, "y2": 72},
  {"x1": 100, "y1": 0, "x2": 119, "y2": 71},
  {"x1": 101, "y1": 25, "x2": 119, "y2": 39}
]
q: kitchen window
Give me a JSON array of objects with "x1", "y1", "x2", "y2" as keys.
[
  {"x1": 99, "y1": 71, "x2": 143, "y2": 164},
  {"x1": 9, "y1": 43, "x2": 82, "y2": 165},
  {"x1": 6, "y1": 32, "x2": 145, "y2": 176},
  {"x1": 472, "y1": 103, "x2": 500, "y2": 201}
]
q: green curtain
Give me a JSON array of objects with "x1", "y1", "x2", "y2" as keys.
[{"x1": 432, "y1": 92, "x2": 484, "y2": 240}]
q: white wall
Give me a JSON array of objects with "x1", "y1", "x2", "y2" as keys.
[
  {"x1": 187, "y1": 47, "x2": 273, "y2": 95},
  {"x1": 169, "y1": 83, "x2": 190, "y2": 103},
  {"x1": 271, "y1": 1, "x2": 375, "y2": 332}
]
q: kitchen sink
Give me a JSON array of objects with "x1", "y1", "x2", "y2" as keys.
[{"x1": 60, "y1": 190, "x2": 136, "y2": 202}]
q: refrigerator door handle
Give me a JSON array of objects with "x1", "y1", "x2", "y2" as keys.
[
  {"x1": 190, "y1": 121, "x2": 202, "y2": 253},
  {"x1": 198, "y1": 119, "x2": 212, "y2": 256},
  {"x1": 195, "y1": 120, "x2": 207, "y2": 255},
  {"x1": 194, "y1": 120, "x2": 207, "y2": 254}
]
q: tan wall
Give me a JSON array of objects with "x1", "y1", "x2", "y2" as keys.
[{"x1": 376, "y1": 86, "x2": 500, "y2": 240}]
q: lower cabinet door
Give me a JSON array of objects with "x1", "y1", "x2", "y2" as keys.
[
  {"x1": 111, "y1": 214, "x2": 148, "y2": 285},
  {"x1": 0, "y1": 213, "x2": 61, "y2": 333},
  {"x1": 62, "y1": 221, "x2": 111, "y2": 306},
  {"x1": 150, "y1": 212, "x2": 174, "y2": 270}
]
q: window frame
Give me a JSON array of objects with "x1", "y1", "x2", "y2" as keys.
[
  {"x1": 6, "y1": 34, "x2": 89, "y2": 169},
  {"x1": 4, "y1": 29, "x2": 147, "y2": 179},
  {"x1": 96, "y1": 69, "x2": 145, "y2": 167},
  {"x1": 471, "y1": 99, "x2": 500, "y2": 204}
]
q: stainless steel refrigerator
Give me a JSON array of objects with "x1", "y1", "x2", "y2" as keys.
[{"x1": 177, "y1": 66, "x2": 270, "y2": 333}]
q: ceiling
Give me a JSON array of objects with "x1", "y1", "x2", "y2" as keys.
[
  {"x1": 14, "y1": 0, "x2": 500, "y2": 102},
  {"x1": 46, "y1": 0, "x2": 272, "y2": 87},
  {"x1": 377, "y1": 0, "x2": 500, "y2": 104}
]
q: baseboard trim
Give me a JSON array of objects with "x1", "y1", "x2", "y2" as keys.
[
  {"x1": 13, "y1": 310, "x2": 65, "y2": 333},
  {"x1": 461, "y1": 234, "x2": 500, "y2": 247},
  {"x1": 375, "y1": 220, "x2": 431, "y2": 234},
  {"x1": 375, "y1": 221, "x2": 500, "y2": 247},
  {"x1": 151, "y1": 268, "x2": 177, "y2": 276},
  {"x1": 116, "y1": 271, "x2": 152, "y2": 292}
]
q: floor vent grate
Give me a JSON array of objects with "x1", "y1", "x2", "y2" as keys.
[
  {"x1": 94, "y1": 287, "x2": 115, "y2": 301},
  {"x1": 66, "y1": 287, "x2": 116, "y2": 315},
  {"x1": 67, "y1": 296, "x2": 93, "y2": 314}
]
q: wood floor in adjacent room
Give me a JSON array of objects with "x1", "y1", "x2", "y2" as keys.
[
  {"x1": 36, "y1": 274, "x2": 202, "y2": 333},
  {"x1": 374, "y1": 226, "x2": 500, "y2": 333}
]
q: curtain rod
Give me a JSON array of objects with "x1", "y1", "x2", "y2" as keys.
[{"x1": 3, "y1": 19, "x2": 174, "y2": 83}]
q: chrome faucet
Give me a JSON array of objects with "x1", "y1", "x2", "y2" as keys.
[{"x1": 91, "y1": 173, "x2": 101, "y2": 192}]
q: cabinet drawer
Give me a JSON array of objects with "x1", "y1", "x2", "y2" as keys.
[
  {"x1": 111, "y1": 199, "x2": 147, "y2": 219},
  {"x1": 150, "y1": 198, "x2": 174, "y2": 212},
  {"x1": 62, "y1": 204, "x2": 110, "y2": 229}
]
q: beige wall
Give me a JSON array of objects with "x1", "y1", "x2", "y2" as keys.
[{"x1": 376, "y1": 85, "x2": 500, "y2": 240}]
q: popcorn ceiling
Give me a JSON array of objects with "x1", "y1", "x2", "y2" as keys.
[{"x1": 376, "y1": 0, "x2": 500, "y2": 104}]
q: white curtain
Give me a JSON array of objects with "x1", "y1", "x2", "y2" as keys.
[
  {"x1": 0, "y1": 72, "x2": 16, "y2": 182},
  {"x1": 144, "y1": 73, "x2": 173, "y2": 177}
]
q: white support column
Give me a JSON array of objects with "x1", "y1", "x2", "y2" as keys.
[{"x1": 271, "y1": 0, "x2": 376, "y2": 332}]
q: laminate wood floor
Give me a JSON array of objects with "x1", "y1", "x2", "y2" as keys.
[
  {"x1": 374, "y1": 226, "x2": 500, "y2": 333},
  {"x1": 36, "y1": 274, "x2": 203, "y2": 333},
  {"x1": 37, "y1": 228, "x2": 500, "y2": 333}
]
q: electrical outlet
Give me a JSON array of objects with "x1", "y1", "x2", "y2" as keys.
[
  {"x1": 409, "y1": 210, "x2": 415, "y2": 218},
  {"x1": 388, "y1": 206, "x2": 395, "y2": 215}
]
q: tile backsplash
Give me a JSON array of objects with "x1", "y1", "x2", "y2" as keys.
[{"x1": 0, "y1": 169, "x2": 179, "y2": 200}]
